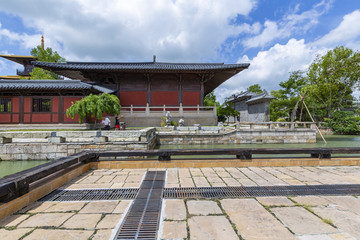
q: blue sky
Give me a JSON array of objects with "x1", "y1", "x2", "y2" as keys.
[{"x1": 1, "y1": 0, "x2": 360, "y2": 102}]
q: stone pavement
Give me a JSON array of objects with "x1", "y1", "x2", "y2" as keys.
[{"x1": 0, "y1": 166, "x2": 359, "y2": 239}]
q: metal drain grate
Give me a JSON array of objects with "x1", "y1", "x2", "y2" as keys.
[
  {"x1": 115, "y1": 171, "x2": 166, "y2": 240},
  {"x1": 163, "y1": 184, "x2": 360, "y2": 199},
  {"x1": 40, "y1": 188, "x2": 139, "y2": 201}
]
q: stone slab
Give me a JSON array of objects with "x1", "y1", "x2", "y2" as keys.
[
  {"x1": 164, "y1": 199, "x2": 186, "y2": 221},
  {"x1": 79, "y1": 201, "x2": 118, "y2": 214},
  {"x1": 0, "y1": 228, "x2": 31, "y2": 240},
  {"x1": 92, "y1": 229, "x2": 112, "y2": 240},
  {"x1": 62, "y1": 213, "x2": 102, "y2": 229},
  {"x1": 187, "y1": 200, "x2": 222, "y2": 216},
  {"x1": 112, "y1": 200, "x2": 131, "y2": 214},
  {"x1": 292, "y1": 196, "x2": 332, "y2": 206},
  {"x1": 19, "y1": 201, "x2": 55, "y2": 213},
  {"x1": 256, "y1": 197, "x2": 294, "y2": 207},
  {"x1": 179, "y1": 177, "x2": 195, "y2": 187},
  {"x1": 324, "y1": 196, "x2": 360, "y2": 215},
  {"x1": 188, "y1": 216, "x2": 238, "y2": 240},
  {"x1": 271, "y1": 207, "x2": 337, "y2": 235},
  {"x1": 297, "y1": 234, "x2": 333, "y2": 240},
  {"x1": 193, "y1": 177, "x2": 210, "y2": 187},
  {"x1": 23, "y1": 229, "x2": 93, "y2": 240},
  {"x1": 160, "y1": 221, "x2": 187, "y2": 239},
  {"x1": 43, "y1": 202, "x2": 86, "y2": 212},
  {"x1": 0, "y1": 214, "x2": 30, "y2": 227},
  {"x1": 221, "y1": 199, "x2": 295, "y2": 240},
  {"x1": 18, "y1": 213, "x2": 74, "y2": 228},
  {"x1": 97, "y1": 214, "x2": 123, "y2": 229},
  {"x1": 313, "y1": 206, "x2": 360, "y2": 239}
]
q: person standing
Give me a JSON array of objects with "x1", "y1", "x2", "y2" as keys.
[{"x1": 115, "y1": 116, "x2": 120, "y2": 130}]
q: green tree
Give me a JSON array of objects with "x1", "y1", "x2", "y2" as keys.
[
  {"x1": 325, "y1": 111, "x2": 360, "y2": 135},
  {"x1": 218, "y1": 96, "x2": 239, "y2": 123},
  {"x1": 204, "y1": 91, "x2": 217, "y2": 106},
  {"x1": 270, "y1": 71, "x2": 307, "y2": 121},
  {"x1": 305, "y1": 46, "x2": 360, "y2": 118},
  {"x1": 248, "y1": 84, "x2": 263, "y2": 94},
  {"x1": 66, "y1": 93, "x2": 121, "y2": 127},
  {"x1": 30, "y1": 45, "x2": 65, "y2": 79}
]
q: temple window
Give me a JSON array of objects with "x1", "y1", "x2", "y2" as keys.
[
  {"x1": 0, "y1": 98, "x2": 11, "y2": 113},
  {"x1": 32, "y1": 98, "x2": 51, "y2": 112}
]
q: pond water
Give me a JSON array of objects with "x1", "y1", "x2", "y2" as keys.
[
  {"x1": 156, "y1": 135, "x2": 360, "y2": 158},
  {"x1": 0, "y1": 135, "x2": 359, "y2": 178},
  {"x1": 0, "y1": 160, "x2": 49, "y2": 178}
]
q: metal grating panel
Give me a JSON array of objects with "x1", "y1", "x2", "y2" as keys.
[
  {"x1": 163, "y1": 184, "x2": 360, "y2": 199},
  {"x1": 115, "y1": 171, "x2": 166, "y2": 240},
  {"x1": 40, "y1": 188, "x2": 139, "y2": 201},
  {"x1": 41, "y1": 184, "x2": 360, "y2": 202}
]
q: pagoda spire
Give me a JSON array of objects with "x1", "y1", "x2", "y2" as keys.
[{"x1": 41, "y1": 35, "x2": 44, "y2": 50}]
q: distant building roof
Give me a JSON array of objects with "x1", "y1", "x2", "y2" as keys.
[
  {"x1": 0, "y1": 75, "x2": 28, "y2": 80},
  {"x1": 228, "y1": 90, "x2": 275, "y2": 104},
  {"x1": 0, "y1": 79, "x2": 115, "y2": 93},
  {"x1": 246, "y1": 91, "x2": 275, "y2": 104},
  {"x1": 0, "y1": 54, "x2": 35, "y2": 65}
]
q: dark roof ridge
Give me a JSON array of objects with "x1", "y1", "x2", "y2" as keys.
[
  {"x1": 0, "y1": 79, "x2": 82, "y2": 83},
  {"x1": 63, "y1": 61, "x2": 227, "y2": 65}
]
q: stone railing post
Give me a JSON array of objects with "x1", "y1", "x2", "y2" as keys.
[
  {"x1": 197, "y1": 105, "x2": 200, "y2": 114},
  {"x1": 179, "y1": 103, "x2": 183, "y2": 115},
  {"x1": 146, "y1": 103, "x2": 150, "y2": 116},
  {"x1": 130, "y1": 105, "x2": 133, "y2": 116},
  {"x1": 163, "y1": 105, "x2": 166, "y2": 115}
]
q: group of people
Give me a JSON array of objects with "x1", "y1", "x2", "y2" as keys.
[{"x1": 101, "y1": 116, "x2": 120, "y2": 130}]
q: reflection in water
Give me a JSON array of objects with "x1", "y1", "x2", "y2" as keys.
[
  {"x1": 156, "y1": 135, "x2": 360, "y2": 158},
  {"x1": 0, "y1": 160, "x2": 49, "y2": 178},
  {"x1": 157, "y1": 135, "x2": 360, "y2": 149}
]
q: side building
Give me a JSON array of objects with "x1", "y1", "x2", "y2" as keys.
[{"x1": 227, "y1": 90, "x2": 275, "y2": 122}]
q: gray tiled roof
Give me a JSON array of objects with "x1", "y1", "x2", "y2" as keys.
[
  {"x1": 32, "y1": 61, "x2": 250, "y2": 71},
  {"x1": 246, "y1": 91, "x2": 275, "y2": 103},
  {"x1": 0, "y1": 79, "x2": 115, "y2": 93}
]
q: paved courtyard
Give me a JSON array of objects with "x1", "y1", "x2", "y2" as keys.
[{"x1": 0, "y1": 166, "x2": 360, "y2": 239}]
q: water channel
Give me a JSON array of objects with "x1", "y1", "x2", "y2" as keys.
[{"x1": 0, "y1": 135, "x2": 359, "y2": 178}]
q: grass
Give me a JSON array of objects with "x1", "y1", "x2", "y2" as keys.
[{"x1": 322, "y1": 218, "x2": 335, "y2": 227}]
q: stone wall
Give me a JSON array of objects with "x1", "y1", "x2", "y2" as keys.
[
  {"x1": 0, "y1": 128, "x2": 157, "y2": 160},
  {"x1": 0, "y1": 127, "x2": 316, "y2": 160},
  {"x1": 157, "y1": 129, "x2": 316, "y2": 145}
]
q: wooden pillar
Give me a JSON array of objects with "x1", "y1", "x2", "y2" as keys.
[
  {"x1": 19, "y1": 95, "x2": 24, "y2": 123},
  {"x1": 58, "y1": 95, "x2": 64, "y2": 123},
  {"x1": 146, "y1": 74, "x2": 151, "y2": 105},
  {"x1": 178, "y1": 74, "x2": 183, "y2": 105},
  {"x1": 200, "y1": 75, "x2": 205, "y2": 106}
]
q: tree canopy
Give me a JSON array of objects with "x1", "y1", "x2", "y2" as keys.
[
  {"x1": 248, "y1": 84, "x2": 264, "y2": 94},
  {"x1": 29, "y1": 45, "x2": 65, "y2": 79},
  {"x1": 304, "y1": 46, "x2": 360, "y2": 119},
  {"x1": 66, "y1": 93, "x2": 121, "y2": 126}
]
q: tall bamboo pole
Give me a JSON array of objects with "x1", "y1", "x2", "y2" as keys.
[{"x1": 302, "y1": 100, "x2": 327, "y2": 144}]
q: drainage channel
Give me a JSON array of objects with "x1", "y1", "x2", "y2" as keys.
[
  {"x1": 163, "y1": 184, "x2": 360, "y2": 198},
  {"x1": 41, "y1": 184, "x2": 360, "y2": 202},
  {"x1": 114, "y1": 171, "x2": 166, "y2": 240},
  {"x1": 40, "y1": 188, "x2": 139, "y2": 201}
]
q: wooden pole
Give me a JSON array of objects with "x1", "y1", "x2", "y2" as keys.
[{"x1": 302, "y1": 100, "x2": 327, "y2": 144}]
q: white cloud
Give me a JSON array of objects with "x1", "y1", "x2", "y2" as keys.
[
  {"x1": 216, "y1": 38, "x2": 325, "y2": 103},
  {"x1": 243, "y1": 0, "x2": 333, "y2": 49},
  {"x1": 0, "y1": 0, "x2": 256, "y2": 62},
  {"x1": 314, "y1": 9, "x2": 360, "y2": 47}
]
